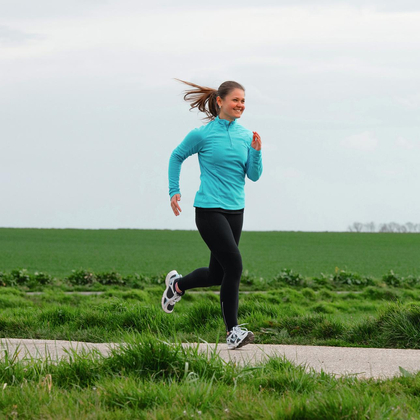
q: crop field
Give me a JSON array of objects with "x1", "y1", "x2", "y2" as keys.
[
  {"x1": 2, "y1": 228, "x2": 420, "y2": 418},
  {"x1": 1, "y1": 227, "x2": 420, "y2": 279}
]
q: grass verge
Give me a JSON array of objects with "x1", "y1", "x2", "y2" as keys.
[
  {"x1": 1, "y1": 335, "x2": 420, "y2": 419},
  {"x1": 2, "y1": 287, "x2": 420, "y2": 349}
]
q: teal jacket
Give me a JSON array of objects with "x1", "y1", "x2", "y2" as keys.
[{"x1": 168, "y1": 117, "x2": 263, "y2": 210}]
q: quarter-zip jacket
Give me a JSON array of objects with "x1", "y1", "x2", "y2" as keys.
[{"x1": 169, "y1": 116, "x2": 263, "y2": 210}]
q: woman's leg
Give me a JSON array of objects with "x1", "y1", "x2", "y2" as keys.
[{"x1": 177, "y1": 211, "x2": 243, "y2": 331}]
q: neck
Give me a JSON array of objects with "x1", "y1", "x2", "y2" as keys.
[{"x1": 218, "y1": 114, "x2": 235, "y2": 122}]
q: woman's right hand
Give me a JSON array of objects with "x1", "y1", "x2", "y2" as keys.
[
  {"x1": 252, "y1": 131, "x2": 262, "y2": 151},
  {"x1": 170, "y1": 194, "x2": 182, "y2": 216}
]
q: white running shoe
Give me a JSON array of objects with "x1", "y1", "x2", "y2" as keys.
[
  {"x1": 161, "y1": 270, "x2": 183, "y2": 314},
  {"x1": 226, "y1": 324, "x2": 255, "y2": 350}
]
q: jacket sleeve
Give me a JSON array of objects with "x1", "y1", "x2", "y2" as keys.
[
  {"x1": 245, "y1": 147, "x2": 263, "y2": 182},
  {"x1": 168, "y1": 129, "x2": 203, "y2": 198}
]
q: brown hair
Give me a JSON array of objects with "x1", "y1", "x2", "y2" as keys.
[{"x1": 175, "y1": 79, "x2": 245, "y2": 121}]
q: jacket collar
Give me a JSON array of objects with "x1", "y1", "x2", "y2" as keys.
[{"x1": 215, "y1": 116, "x2": 236, "y2": 127}]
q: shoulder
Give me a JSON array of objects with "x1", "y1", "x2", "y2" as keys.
[
  {"x1": 190, "y1": 119, "x2": 218, "y2": 138},
  {"x1": 202, "y1": 119, "x2": 218, "y2": 134},
  {"x1": 184, "y1": 125, "x2": 205, "y2": 142}
]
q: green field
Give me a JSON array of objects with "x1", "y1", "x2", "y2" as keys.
[
  {"x1": 1, "y1": 228, "x2": 420, "y2": 279},
  {"x1": 3, "y1": 333, "x2": 420, "y2": 419},
  {"x1": 2, "y1": 288, "x2": 420, "y2": 418},
  {"x1": 2, "y1": 228, "x2": 420, "y2": 418}
]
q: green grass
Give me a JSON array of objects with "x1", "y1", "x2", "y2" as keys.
[
  {"x1": 2, "y1": 335, "x2": 420, "y2": 419},
  {"x1": 2, "y1": 227, "x2": 420, "y2": 417},
  {"x1": 2, "y1": 287, "x2": 420, "y2": 349},
  {"x1": 1, "y1": 228, "x2": 420, "y2": 279}
]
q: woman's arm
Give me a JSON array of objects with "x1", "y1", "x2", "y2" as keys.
[
  {"x1": 168, "y1": 128, "x2": 203, "y2": 215},
  {"x1": 246, "y1": 131, "x2": 263, "y2": 181}
]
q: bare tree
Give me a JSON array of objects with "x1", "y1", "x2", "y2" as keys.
[
  {"x1": 388, "y1": 222, "x2": 400, "y2": 233},
  {"x1": 405, "y1": 222, "x2": 419, "y2": 233},
  {"x1": 350, "y1": 221, "x2": 419, "y2": 233},
  {"x1": 379, "y1": 223, "x2": 390, "y2": 233},
  {"x1": 365, "y1": 222, "x2": 376, "y2": 232},
  {"x1": 348, "y1": 222, "x2": 364, "y2": 232}
]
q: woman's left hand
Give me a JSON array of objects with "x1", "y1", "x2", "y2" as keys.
[{"x1": 252, "y1": 131, "x2": 262, "y2": 151}]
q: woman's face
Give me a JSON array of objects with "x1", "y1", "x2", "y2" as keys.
[{"x1": 217, "y1": 88, "x2": 245, "y2": 121}]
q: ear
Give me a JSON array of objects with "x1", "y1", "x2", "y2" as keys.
[{"x1": 216, "y1": 96, "x2": 222, "y2": 108}]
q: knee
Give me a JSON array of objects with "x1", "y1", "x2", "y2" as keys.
[
  {"x1": 226, "y1": 254, "x2": 243, "y2": 280},
  {"x1": 209, "y1": 275, "x2": 223, "y2": 286}
]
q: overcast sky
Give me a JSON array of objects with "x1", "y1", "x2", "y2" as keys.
[{"x1": 1, "y1": 0, "x2": 419, "y2": 231}]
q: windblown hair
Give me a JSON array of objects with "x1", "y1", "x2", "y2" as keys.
[{"x1": 175, "y1": 79, "x2": 245, "y2": 121}]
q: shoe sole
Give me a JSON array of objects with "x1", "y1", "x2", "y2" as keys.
[
  {"x1": 161, "y1": 270, "x2": 179, "y2": 314},
  {"x1": 228, "y1": 332, "x2": 255, "y2": 350}
]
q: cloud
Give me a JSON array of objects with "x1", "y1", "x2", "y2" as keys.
[
  {"x1": 395, "y1": 136, "x2": 417, "y2": 150},
  {"x1": 1, "y1": 1, "x2": 420, "y2": 231},
  {"x1": 341, "y1": 131, "x2": 379, "y2": 151},
  {"x1": 0, "y1": 25, "x2": 43, "y2": 45},
  {"x1": 4, "y1": 5, "x2": 420, "y2": 56},
  {"x1": 3, "y1": 0, "x2": 420, "y2": 20}
]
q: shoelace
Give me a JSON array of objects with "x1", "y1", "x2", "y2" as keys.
[
  {"x1": 229, "y1": 324, "x2": 249, "y2": 338},
  {"x1": 232, "y1": 324, "x2": 249, "y2": 332}
]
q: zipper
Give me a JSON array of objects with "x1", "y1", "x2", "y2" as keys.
[{"x1": 227, "y1": 122, "x2": 233, "y2": 148}]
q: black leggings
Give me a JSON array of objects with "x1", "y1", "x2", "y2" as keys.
[{"x1": 177, "y1": 210, "x2": 243, "y2": 332}]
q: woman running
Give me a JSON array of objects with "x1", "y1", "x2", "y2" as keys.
[{"x1": 161, "y1": 79, "x2": 263, "y2": 349}]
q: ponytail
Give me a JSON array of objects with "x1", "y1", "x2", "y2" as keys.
[
  {"x1": 175, "y1": 79, "x2": 245, "y2": 121},
  {"x1": 175, "y1": 79, "x2": 218, "y2": 121}
]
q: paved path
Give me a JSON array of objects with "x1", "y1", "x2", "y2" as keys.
[
  {"x1": 186, "y1": 343, "x2": 420, "y2": 379},
  {"x1": 2, "y1": 338, "x2": 420, "y2": 379}
]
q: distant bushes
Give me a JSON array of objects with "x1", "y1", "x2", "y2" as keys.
[
  {"x1": 331, "y1": 270, "x2": 375, "y2": 287},
  {"x1": 275, "y1": 268, "x2": 306, "y2": 287},
  {"x1": 241, "y1": 268, "x2": 381, "y2": 290},
  {"x1": 67, "y1": 270, "x2": 125, "y2": 286},
  {"x1": 382, "y1": 270, "x2": 420, "y2": 288},
  {"x1": 0, "y1": 269, "x2": 166, "y2": 290},
  {"x1": 0, "y1": 268, "x2": 419, "y2": 291},
  {"x1": 66, "y1": 270, "x2": 167, "y2": 288},
  {"x1": 0, "y1": 269, "x2": 53, "y2": 288},
  {"x1": 241, "y1": 268, "x2": 419, "y2": 291}
]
